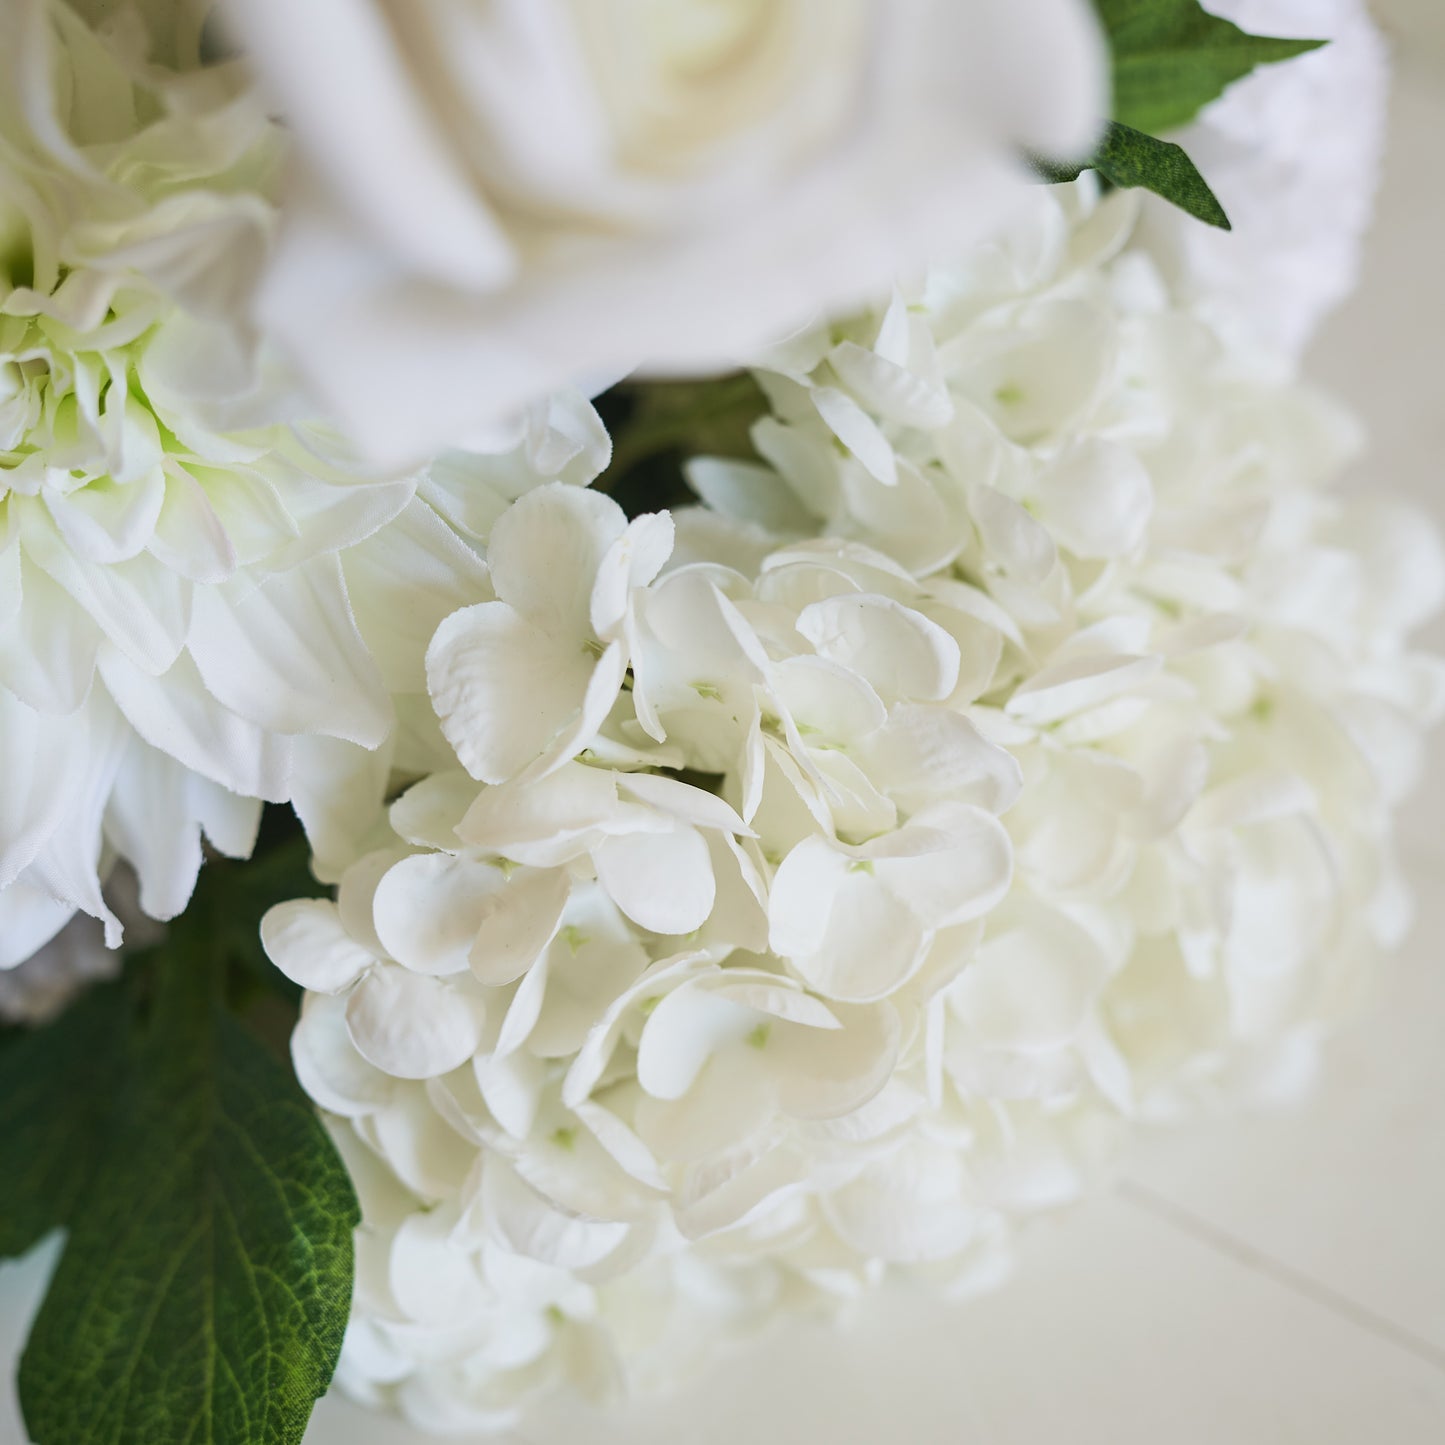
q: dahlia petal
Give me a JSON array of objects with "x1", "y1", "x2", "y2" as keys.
[
  {"x1": 46, "y1": 466, "x2": 166, "y2": 566},
  {"x1": 289, "y1": 733, "x2": 395, "y2": 883},
  {"x1": 0, "y1": 880, "x2": 77, "y2": 969},
  {"x1": 340, "y1": 497, "x2": 489, "y2": 693},
  {"x1": 0, "y1": 689, "x2": 81, "y2": 887},
  {"x1": 100, "y1": 650, "x2": 293, "y2": 802},
  {"x1": 189, "y1": 555, "x2": 391, "y2": 748},
  {"x1": 0, "y1": 555, "x2": 101, "y2": 712},
  {"x1": 104, "y1": 743, "x2": 203, "y2": 920},
  {"x1": 24, "y1": 510, "x2": 191, "y2": 675}
]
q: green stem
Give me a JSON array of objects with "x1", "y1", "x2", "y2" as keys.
[{"x1": 599, "y1": 373, "x2": 764, "y2": 488}]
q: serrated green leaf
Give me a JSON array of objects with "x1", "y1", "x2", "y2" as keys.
[
  {"x1": 1030, "y1": 121, "x2": 1230, "y2": 231},
  {"x1": 1095, "y1": 0, "x2": 1325, "y2": 135},
  {"x1": 0, "y1": 980, "x2": 132, "y2": 1260},
  {"x1": 1095, "y1": 122, "x2": 1230, "y2": 229},
  {"x1": 14, "y1": 887, "x2": 358, "y2": 1445}
]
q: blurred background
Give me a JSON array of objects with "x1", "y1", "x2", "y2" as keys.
[{"x1": 3, "y1": 3, "x2": 1444, "y2": 1442}]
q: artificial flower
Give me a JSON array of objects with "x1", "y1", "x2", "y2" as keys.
[
  {"x1": 266, "y1": 174, "x2": 1443, "y2": 1433},
  {"x1": 223, "y1": 0, "x2": 1108, "y2": 465},
  {"x1": 0, "y1": 0, "x2": 606, "y2": 958}
]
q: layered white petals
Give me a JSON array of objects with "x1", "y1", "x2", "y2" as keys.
[
  {"x1": 428, "y1": 486, "x2": 670, "y2": 784},
  {"x1": 227, "y1": 0, "x2": 1108, "y2": 465},
  {"x1": 268, "y1": 87, "x2": 1437, "y2": 1435},
  {"x1": 0, "y1": 2, "x2": 573, "y2": 956}
]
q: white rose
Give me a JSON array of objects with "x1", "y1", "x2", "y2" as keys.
[{"x1": 224, "y1": 0, "x2": 1106, "y2": 465}]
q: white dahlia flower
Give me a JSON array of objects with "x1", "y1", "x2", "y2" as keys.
[
  {"x1": 222, "y1": 0, "x2": 1107, "y2": 466},
  {"x1": 0, "y1": 1, "x2": 610, "y2": 959},
  {"x1": 265, "y1": 174, "x2": 1442, "y2": 1433}
]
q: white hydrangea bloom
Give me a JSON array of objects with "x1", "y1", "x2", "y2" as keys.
[
  {"x1": 0, "y1": 1, "x2": 610, "y2": 959},
  {"x1": 268, "y1": 181, "x2": 1442, "y2": 1433}
]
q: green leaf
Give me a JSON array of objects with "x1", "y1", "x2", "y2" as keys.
[
  {"x1": 13, "y1": 882, "x2": 358, "y2": 1445},
  {"x1": 1031, "y1": 121, "x2": 1230, "y2": 230},
  {"x1": 0, "y1": 980, "x2": 132, "y2": 1260},
  {"x1": 1095, "y1": 0, "x2": 1325, "y2": 135},
  {"x1": 203, "y1": 830, "x2": 326, "y2": 1006}
]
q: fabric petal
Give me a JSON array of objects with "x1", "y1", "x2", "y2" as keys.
[
  {"x1": 427, "y1": 601, "x2": 597, "y2": 784},
  {"x1": 345, "y1": 964, "x2": 486, "y2": 1079},
  {"x1": 291, "y1": 989, "x2": 398, "y2": 1117},
  {"x1": 262, "y1": 898, "x2": 375, "y2": 993},
  {"x1": 189, "y1": 554, "x2": 391, "y2": 748},
  {"x1": 797, "y1": 593, "x2": 960, "y2": 702},
  {"x1": 468, "y1": 865, "x2": 571, "y2": 986},
  {"x1": 373, "y1": 851, "x2": 510, "y2": 976},
  {"x1": 594, "y1": 825, "x2": 716, "y2": 935}
]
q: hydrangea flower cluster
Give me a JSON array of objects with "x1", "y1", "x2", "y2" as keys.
[{"x1": 262, "y1": 177, "x2": 1444, "y2": 1432}]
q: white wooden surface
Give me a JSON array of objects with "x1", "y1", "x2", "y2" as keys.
[{"x1": 3, "y1": 13, "x2": 1443, "y2": 1445}]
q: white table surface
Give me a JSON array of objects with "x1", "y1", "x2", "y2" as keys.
[{"x1": 4, "y1": 14, "x2": 1444, "y2": 1445}]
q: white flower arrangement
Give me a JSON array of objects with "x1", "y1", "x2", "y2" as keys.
[
  {"x1": 0, "y1": 4, "x2": 1430, "y2": 1444},
  {"x1": 257, "y1": 179, "x2": 1444, "y2": 1431},
  {"x1": 0, "y1": 1, "x2": 616, "y2": 957}
]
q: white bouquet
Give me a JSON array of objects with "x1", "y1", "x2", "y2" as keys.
[{"x1": 0, "y1": 2, "x2": 1428, "y2": 1442}]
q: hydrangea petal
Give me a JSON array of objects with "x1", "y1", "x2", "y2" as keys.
[
  {"x1": 345, "y1": 965, "x2": 486, "y2": 1079},
  {"x1": 373, "y1": 852, "x2": 510, "y2": 976},
  {"x1": 262, "y1": 898, "x2": 375, "y2": 994}
]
